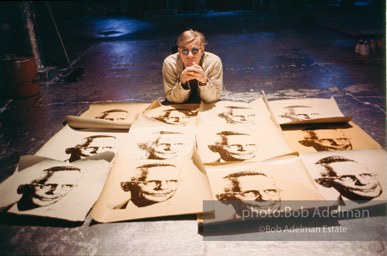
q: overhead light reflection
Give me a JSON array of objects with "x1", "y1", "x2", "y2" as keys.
[{"x1": 87, "y1": 17, "x2": 153, "y2": 38}]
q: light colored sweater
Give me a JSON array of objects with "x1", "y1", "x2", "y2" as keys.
[{"x1": 162, "y1": 52, "x2": 223, "y2": 103}]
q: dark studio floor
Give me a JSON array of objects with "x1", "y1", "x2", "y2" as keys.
[{"x1": 0, "y1": 2, "x2": 386, "y2": 255}]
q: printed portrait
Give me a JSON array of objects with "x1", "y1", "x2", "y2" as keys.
[
  {"x1": 137, "y1": 130, "x2": 193, "y2": 159},
  {"x1": 283, "y1": 123, "x2": 382, "y2": 153},
  {"x1": 268, "y1": 97, "x2": 350, "y2": 125},
  {"x1": 65, "y1": 135, "x2": 118, "y2": 162},
  {"x1": 279, "y1": 105, "x2": 321, "y2": 122},
  {"x1": 35, "y1": 125, "x2": 122, "y2": 162},
  {"x1": 94, "y1": 109, "x2": 129, "y2": 122},
  {"x1": 117, "y1": 128, "x2": 194, "y2": 160},
  {"x1": 113, "y1": 163, "x2": 181, "y2": 209},
  {"x1": 142, "y1": 105, "x2": 198, "y2": 126},
  {"x1": 197, "y1": 98, "x2": 271, "y2": 126},
  {"x1": 78, "y1": 103, "x2": 150, "y2": 123},
  {"x1": 0, "y1": 157, "x2": 112, "y2": 221},
  {"x1": 300, "y1": 149, "x2": 386, "y2": 207},
  {"x1": 91, "y1": 156, "x2": 214, "y2": 223},
  {"x1": 217, "y1": 106, "x2": 257, "y2": 125},
  {"x1": 204, "y1": 158, "x2": 326, "y2": 223},
  {"x1": 208, "y1": 131, "x2": 257, "y2": 162},
  {"x1": 15, "y1": 165, "x2": 83, "y2": 211},
  {"x1": 196, "y1": 120, "x2": 293, "y2": 164},
  {"x1": 314, "y1": 155, "x2": 382, "y2": 202},
  {"x1": 216, "y1": 171, "x2": 282, "y2": 218},
  {"x1": 298, "y1": 128, "x2": 352, "y2": 151}
]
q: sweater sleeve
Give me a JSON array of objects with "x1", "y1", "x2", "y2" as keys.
[
  {"x1": 198, "y1": 53, "x2": 223, "y2": 103},
  {"x1": 162, "y1": 55, "x2": 190, "y2": 103}
]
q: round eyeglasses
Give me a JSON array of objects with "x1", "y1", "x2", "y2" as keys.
[
  {"x1": 180, "y1": 47, "x2": 200, "y2": 56},
  {"x1": 33, "y1": 183, "x2": 76, "y2": 190},
  {"x1": 136, "y1": 179, "x2": 179, "y2": 188},
  {"x1": 333, "y1": 173, "x2": 377, "y2": 182},
  {"x1": 233, "y1": 189, "x2": 280, "y2": 199}
]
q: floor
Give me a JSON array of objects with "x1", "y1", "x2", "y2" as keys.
[{"x1": 0, "y1": 3, "x2": 386, "y2": 256}]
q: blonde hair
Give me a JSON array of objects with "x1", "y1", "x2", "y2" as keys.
[{"x1": 176, "y1": 29, "x2": 207, "y2": 48}]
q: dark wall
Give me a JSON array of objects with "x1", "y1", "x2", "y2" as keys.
[{"x1": 0, "y1": 2, "x2": 31, "y2": 57}]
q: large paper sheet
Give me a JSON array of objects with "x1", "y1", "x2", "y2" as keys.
[
  {"x1": 196, "y1": 120, "x2": 294, "y2": 164},
  {"x1": 203, "y1": 156, "x2": 326, "y2": 224},
  {"x1": 282, "y1": 122, "x2": 381, "y2": 153},
  {"x1": 91, "y1": 155, "x2": 213, "y2": 223},
  {"x1": 35, "y1": 125, "x2": 127, "y2": 162},
  {"x1": 66, "y1": 103, "x2": 151, "y2": 130},
  {"x1": 137, "y1": 102, "x2": 200, "y2": 129},
  {"x1": 0, "y1": 155, "x2": 112, "y2": 221},
  {"x1": 268, "y1": 97, "x2": 351, "y2": 125},
  {"x1": 197, "y1": 98, "x2": 271, "y2": 126},
  {"x1": 300, "y1": 149, "x2": 387, "y2": 209},
  {"x1": 117, "y1": 127, "x2": 195, "y2": 160}
]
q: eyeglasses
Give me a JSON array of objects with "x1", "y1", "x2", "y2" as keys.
[
  {"x1": 81, "y1": 146, "x2": 112, "y2": 152},
  {"x1": 136, "y1": 179, "x2": 179, "y2": 188},
  {"x1": 225, "y1": 144, "x2": 256, "y2": 150},
  {"x1": 105, "y1": 117, "x2": 126, "y2": 121},
  {"x1": 156, "y1": 142, "x2": 184, "y2": 148},
  {"x1": 33, "y1": 183, "x2": 76, "y2": 190},
  {"x1": 319, "y1": 138, "x2": 350, "y2": 143},
  {"x1": 232, "y1": 189, "x2": 280, "y2": 199},
  {"x1": 330, "y1": 173, "x2": 377, "y2": 182},
  {"x1": 232, "y1": 114, "x2": 256, "y2": 119},
  {"x1": 180, "y1": 47, "x2": 200, "y2": 56}
]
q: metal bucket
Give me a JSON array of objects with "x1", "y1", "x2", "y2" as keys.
[{"x1": 1, "y1": 56, "x2": 40, "y2": 98}]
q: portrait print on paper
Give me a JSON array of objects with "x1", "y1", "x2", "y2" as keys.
[
  {"x1": 117, "y1": 128, "x2": 195, "y2": 160},
  {"x1": 64, "y1": 103, "x2": 151, "y2": 130},
  {"x1": 142, "y1": 104, "x2": 198, "y2": 126},
  {"x1": 204, "y1": 158, "x2": 326, "y2": 223},
  {"x1": 35, "y1": 125, "x2": 120, "y2": 162},
  {"x1": 0, "y1": 156, "x2": 112, "y2": 221},
  {"x1": 283, "y1": 123, "x2": 382, "y2": 153},
  {"x1": 196, "y1": 119, "x2": 293, "y2": 164},
  {"x1": 298, "y1": 127, "x2": 352, "y2": 151},
  {"x1": 113, "y1": 162, "x2": 181, "y2": 209},
  {"x1": 280, "y1": 105, "x2": 321, "y2": 122},
  {"x1": 80, "y1": 103, "x2": 150, "y2": 123},
  {"x1": 94, "y1": 109, "x2": 129, "y2": 122},
  {"x1": 300, "y1": 149, "x2": 387, "y2": 207},
  {"x1": 91, "y1": 156, "x2": 213, "y2": 223},
  {"x1": 15, "y1": 164, "x2": 82, "y2": 211},
  {"x1": 137, "y1": 130, "x2": 193, "y2": 160},
  {"x1": 65, "y1": 134, "x2": 118, "y2": 162},
  {"x1": 268, "y1": 97, "x2": 351, "y2": 125},
  {"x1": 198, "y1": 99, "x2": 270, "y2": 126},
  {"x1": 216, "y1": 171, "x2": 282, "y2": 218},
  {"x1": 204, "y1": 129, "x2": 258, "y2": 164}
]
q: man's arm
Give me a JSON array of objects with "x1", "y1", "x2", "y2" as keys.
[
  {"x1": 198, "y1": 54, "x2": 223, "y2": 103},
  {"x1": 162, "y1": 58, "x2": 190, "y2": 103}
]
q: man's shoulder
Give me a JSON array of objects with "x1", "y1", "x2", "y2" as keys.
[
  {"x1": 204, "y1": 51, "x2": 221, "y2": 60},
  {"x1": 163, "y1": 53, "x2": 179, "y2": 64},
  {"x1": 203, "y1": 52, "x2": 222, "y2": 66}
]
